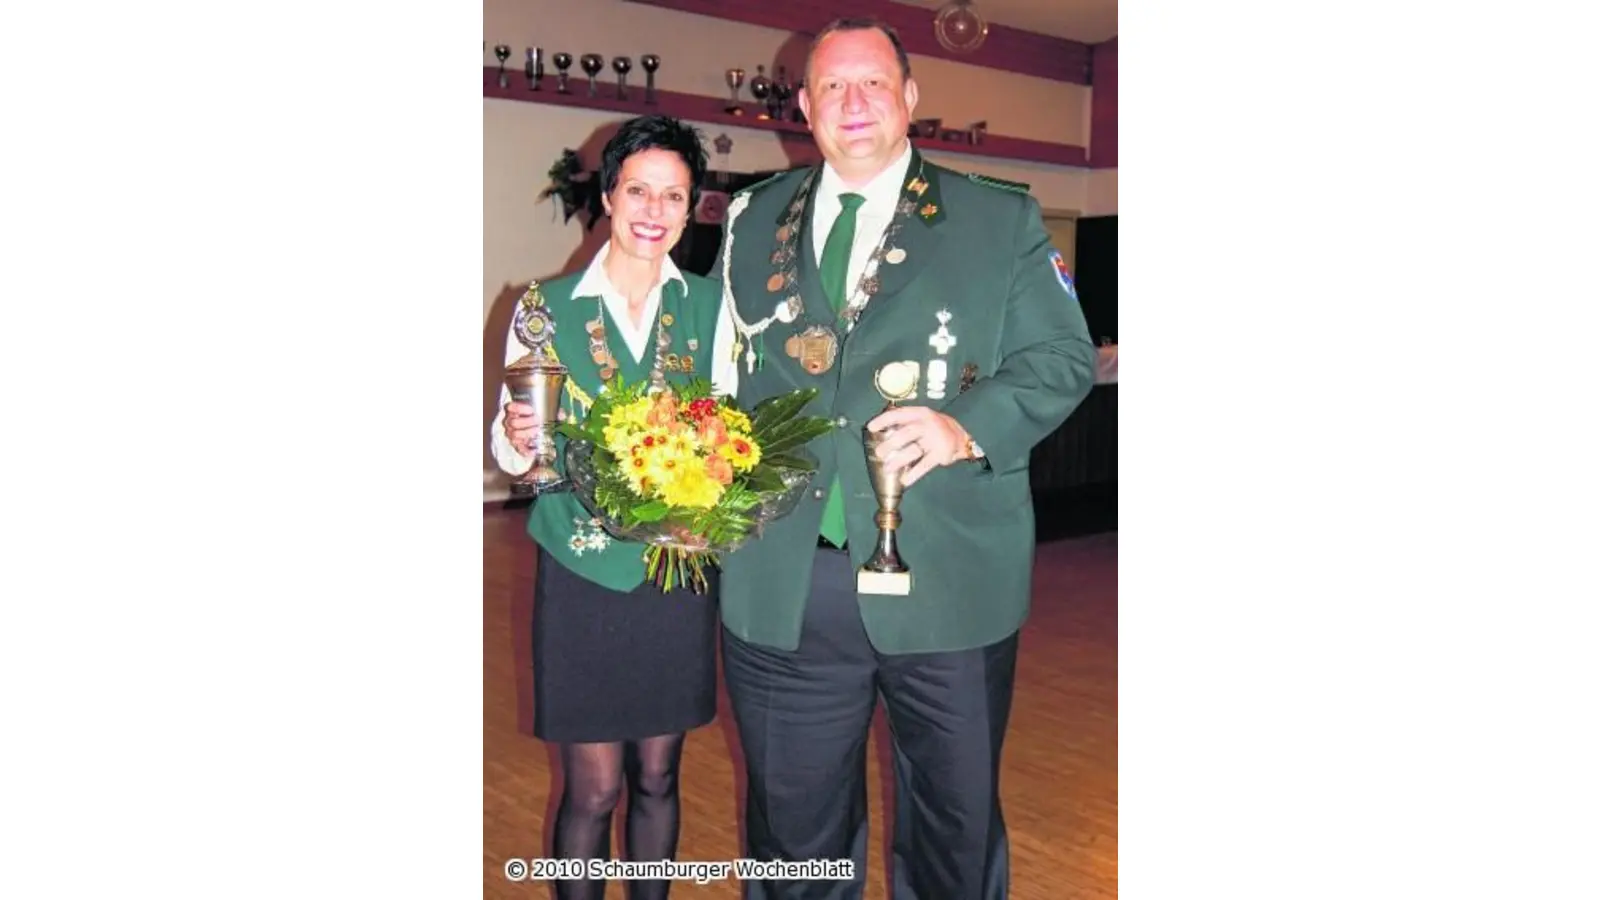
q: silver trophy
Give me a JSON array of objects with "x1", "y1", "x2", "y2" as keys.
[
  {"x1": 525, "y1": 47, "x2": 544, "y2": 91},
  {"x1": 748, "y1": 65, "x2": 771, "y2": 119},
  {"x1": 580, "y1": 53, "x2": 604, "y2": 98},
  {"x1": 494, "y1": 44, "x2": 511, "y2": 89},
  {"x1": 858, "y1": 361, "x2": 920, "y2": 595},
  {"x1": 553, "y1": 52, "x2": 573, "y2": 93},
  {"x1": 641, "y1": 54, "x2": 660, "y2": 103},
  {"x1": 503, "y1": 286, "x2": 570, "y2": 496},
  {"x1": 724, "y1": 67, "x2": 745, "y2": 115},
  {"x1": 612, "y1": 56, "x2": 632, "y2": 101}
]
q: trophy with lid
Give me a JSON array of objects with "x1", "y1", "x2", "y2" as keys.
[
  {"x1": 748, "y1": 65, "x2": 772, "y2": 119},
  {"x1": 503, "y1": 285, "x2": 570, "y2": 496}
]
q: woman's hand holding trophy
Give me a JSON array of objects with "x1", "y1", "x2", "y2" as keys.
[{"x1": 502, "y1": 286, "x2": 570, "y2": 496}]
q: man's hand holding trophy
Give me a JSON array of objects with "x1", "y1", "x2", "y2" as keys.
[{"x1": 859, "y1": 361, "x2": 921, "y2": 596}]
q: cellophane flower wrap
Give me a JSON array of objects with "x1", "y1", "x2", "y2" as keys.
[{"x1": 555, "y1": 377, "x2": 834, "y2": 593}]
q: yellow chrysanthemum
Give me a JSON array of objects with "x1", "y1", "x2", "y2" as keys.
[
  {"x1": 662, "y1": 430, "x2": 699, "y2": 459},
  {"x1": 619, "y1": 432, "x2": 665, "y2": 495},
  {"x1": 609, "y1": 428, "x2": 666, "y2": 485},
  {"x1": 717, "y1": 435, "x2": 762, "y2": 472},
  {"x1": 621, "y1": 450, "x2": 654, "y2": 496},
  {"x1": 659, "y1": 462, "x2": 725, "y2": 509},
  {"x1": 718, "y1": 407, "x2": 753, "y2": 433},
  {"x1": 641, "y1": 436, "x2": 694, "y2": 486}
]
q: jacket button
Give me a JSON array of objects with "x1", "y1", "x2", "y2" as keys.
[
  {"x1": 812, "y1": 489, "x2": 825, "y2": 500},
  {"x1": 834, "y1": 416, "x2": 848, "y2": 428}
]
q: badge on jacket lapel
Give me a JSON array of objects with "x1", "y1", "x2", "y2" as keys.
[{"x1": 1048, "y1": 250, "x2": 1079, "y2": 303}]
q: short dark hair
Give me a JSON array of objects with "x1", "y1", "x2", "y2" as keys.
[
  {"x1": 807, "y1": 17, "x2": 913, "y2": 83},
  {"x1": 599, "y1": 115, "x2": 709, "y2": 210}
]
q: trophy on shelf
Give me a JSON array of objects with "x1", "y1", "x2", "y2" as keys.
[
  {"x1": 748, "y1": 65, "x2": 772, "y2": 120},
  {"x1": 792, "y1": 78, "x2": 807, "y2": 123},
  {"x1": 503, "y1": 286, "x2": 570, "y2": 496},
  {"x1": 525, "y1": 47, "x2": 544, "y2": 91},
  {"x1": 580, "y1": 53, "x2": 604, "y2": 98},
  {"x1": 641, "y1": 54, "x2": 660, "y2": 103},
  {"x1": 858, "y1": 361, "x2": 921, "y2": 595},
  {"x1": 553, "y1": 52, "x2": 573, "y2": 93},
  {"x1": 724, "y1": 67, "x2": 745, "y2": 115},
  {"x1": 494, "y1": 44, "x2": 511, "y2": 88},
  {"x1": 612, "y1": 56, "x2": 632, "y2": 100},
  {"x1": 771, "y1": 66, "x2": 792, "y2": 121}
]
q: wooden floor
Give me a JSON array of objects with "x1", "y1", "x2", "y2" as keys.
[{"x1": 484, "y1": 506, "x2": 1117, "y2": 898}]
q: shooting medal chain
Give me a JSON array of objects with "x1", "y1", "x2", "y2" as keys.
[
  {"x1": 722, "y1": 160, "x2": 924, "y2": 375},
  {"x1": 562, "y1": 291, "x2": 672, "y2": 416}
]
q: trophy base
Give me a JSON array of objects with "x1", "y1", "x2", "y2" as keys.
[
  {"x1": 510, "y1": 480, "x2": 570, "y2": 498},
  {"x1": 858, "y1": 568, "x2": 912, "y2": 596},
  {"x1": 511, "y1": 465, "x2": 570, "y2": 497}
]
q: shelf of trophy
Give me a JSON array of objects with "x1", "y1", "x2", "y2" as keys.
[{"x1": 482, "y1": 67, "x2": 1089, "y2": 169}]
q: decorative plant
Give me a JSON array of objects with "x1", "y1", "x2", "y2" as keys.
[{"x1": 538, "y1": 148, "x2": 604, "y2": 230}]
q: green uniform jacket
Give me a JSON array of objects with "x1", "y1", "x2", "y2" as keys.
[
  {"x1": 518, "y1": 270, "x2": 724, "y2": 592},
  {"x1": 710, "y1": 150, "x2": 1099, "y2": 653}
]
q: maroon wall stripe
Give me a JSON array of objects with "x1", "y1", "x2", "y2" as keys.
[
  {"x1": 620, "y1": 0, "x2": 1091, "y2": 85},
  {"x1": 1088, "y1": 37, "x2": 1116, "y2": 168}
]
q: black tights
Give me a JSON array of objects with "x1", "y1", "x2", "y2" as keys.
[{"x1": 550, "y1": 733, "x2": 686, "y2": 900}]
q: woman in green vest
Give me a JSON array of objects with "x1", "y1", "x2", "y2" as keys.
[{"x1": 490, "y1": 115, "x2": 734, "y2": 900}]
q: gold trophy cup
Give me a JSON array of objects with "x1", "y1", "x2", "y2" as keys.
[
  {"x1": 858, "y1": 361, "x2": 921, "y2": 595},
  {"x1": 503, "y1": 285, "x2": 569, "y2": 496}
]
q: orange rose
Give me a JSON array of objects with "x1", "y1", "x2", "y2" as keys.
[
  {"x1": 645, "y1": 393, "x2": 679, "y2": 429},
  {"x1": 697, "y1": 414, "x2": 729, "y2": 447},
  {"x1": 704, "y1": 454, "x2": 734, "y2": 485}
]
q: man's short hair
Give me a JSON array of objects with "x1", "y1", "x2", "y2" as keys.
[{"x1": 806, "y1": 17, "x2": 913, "y2": 83}]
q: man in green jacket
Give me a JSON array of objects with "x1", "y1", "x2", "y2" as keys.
[{"x1": 710, "y1": 16, "x2": 1100, "y2": 900}]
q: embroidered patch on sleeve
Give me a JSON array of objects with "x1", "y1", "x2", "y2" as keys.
[{"x1": 1048, "y1": 249, "x2": 1079, "y2": 302}]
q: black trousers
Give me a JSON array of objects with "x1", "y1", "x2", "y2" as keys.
[{"x1": 721, "y1": 546, "x2": 1019, "y2": 900}]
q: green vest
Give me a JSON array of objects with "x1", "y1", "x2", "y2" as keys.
[{"x1": 524, "y1": 270, "x2": 723, "y2": 592}]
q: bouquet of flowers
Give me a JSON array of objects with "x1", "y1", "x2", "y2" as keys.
[{"x1": 555, "y1": 377, "x2": 834, "y2": 593}]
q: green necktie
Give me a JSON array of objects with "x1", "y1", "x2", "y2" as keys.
[{"x1": 817, "y1": 193, "x2": 863, "y2": 547}]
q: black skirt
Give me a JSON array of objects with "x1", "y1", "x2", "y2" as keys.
[{"x1": 531, "y1": 546, "x2": 719, "y2": 744}]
